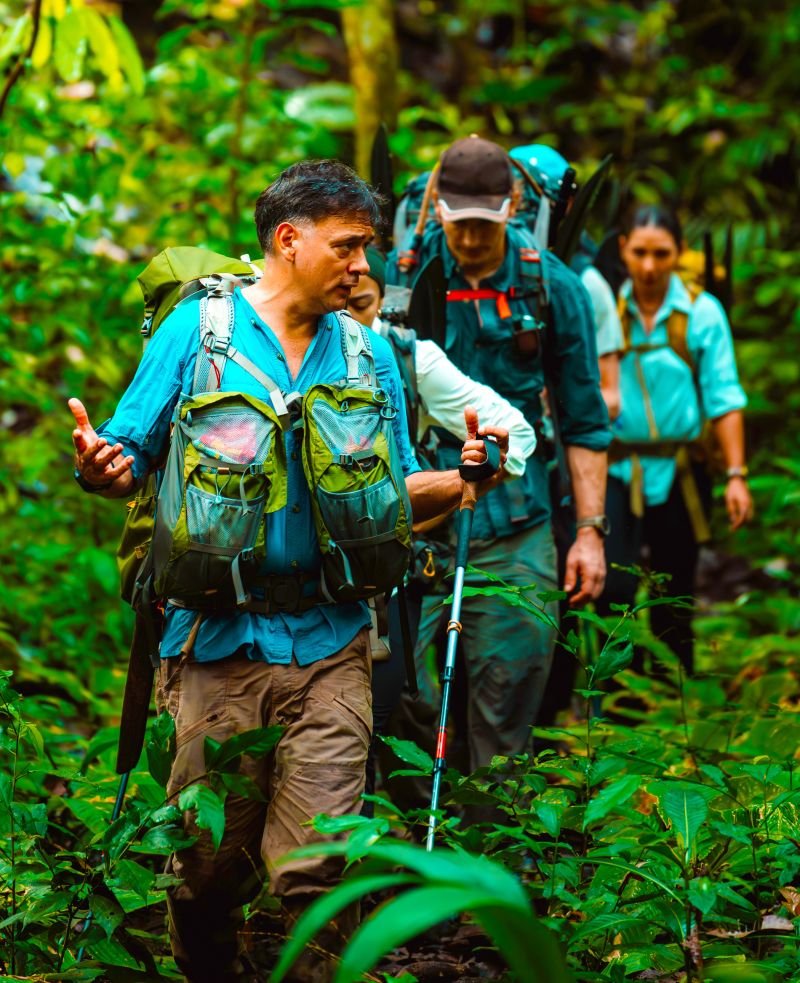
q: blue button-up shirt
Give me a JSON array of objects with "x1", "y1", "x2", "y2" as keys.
[
  {"x1": 100, "y1": 289, "x2": 419, "y2": 664},
  {"x1": 388, "y1": 223, "x2": 610, "y2": 539},
  {"x1": 610, "y1": 274, "x2": 747, "y2": 505}
]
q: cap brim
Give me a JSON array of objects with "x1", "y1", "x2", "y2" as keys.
[{"x1": 438, "y1": 195, "x2": 511, "y2": 224}]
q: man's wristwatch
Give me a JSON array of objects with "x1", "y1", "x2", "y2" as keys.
[
  {"x1": 73, "y1": 467, "x2": 113, "y2": 494},
  {"x1": 725, "y1": 466, "x2": 749, "y2": 481},
  {"x1": 576, "y1": 514, "x2": 611, "y2": 537}
]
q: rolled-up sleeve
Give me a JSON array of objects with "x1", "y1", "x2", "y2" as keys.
[
  {"x1": 693, "y1": 294, "x2": 747, "y2": 420},
  {"x1": 545, "y1": 255, "x2": 612, "y2": 450},
  {"x1": 415, "y1": 339, "x2": 536, "y2": 476},
  {"x1": 97, "y1": 302, "x2": 197, "y2": 479}
]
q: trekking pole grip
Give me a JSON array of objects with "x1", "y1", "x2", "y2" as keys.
[{"x1": 458, "y1": 436, "x2": 501, "y2": 486}]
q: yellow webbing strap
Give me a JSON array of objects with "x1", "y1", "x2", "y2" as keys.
[{"x1": 675, "y1": 445, "x2": 711, "y2": 544}]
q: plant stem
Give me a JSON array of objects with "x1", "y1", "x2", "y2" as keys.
[
  {"x1": 56, "y1": 899, "x2": 76, "y2": 972},
  {"x1": 0, "y1": 0, "x2": 44, "y2": 124}
]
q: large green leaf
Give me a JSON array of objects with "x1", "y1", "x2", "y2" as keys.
[
  {"x1": 659, "y1": 786, "x2": 709, "y2": 860},
  {"x1": 146, "y1": 711, "x2": 175, "y2": 788},
  {"x1": 333, "y1": 886, "x2": 566, "y2": 983},
  {"x1": 54, "y1": 8, "x2": 88, "y2": 83},
  {"x1": 378, "y1": 735, "x2": 433, "y2": 773},
  {"x1": 108, "y1": 15, "x2": 145, "y2": 95},
  {"x1": 591, "y1": 640, "x2": 634, "y2": 682},
  {"x1": 475, "y1": 906, "x2": 571, "y2": 983},
  {"x1": 204, "y1": 725, "x2": 283, "y2": 772},
  {"x1": 583, "y1": 774, "x2": 641, "y2": 828},
  {"x1": 269, "y1": 873, "x2": 419, "y2": 982},
  {"x1": 178, "y1": 784, "x2": 226, "y2": 852}
]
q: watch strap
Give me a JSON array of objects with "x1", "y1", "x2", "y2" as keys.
[{"x1": 575, "y1": 514, "x2": 610, "y2": 536}]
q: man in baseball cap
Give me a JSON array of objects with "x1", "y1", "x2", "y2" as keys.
[
  {"x1": 386, "y1": 135, "x2": 611, "y2": 809},
  {"x1": 436, "y1": 136, "x2": 515, "y2": 224}
]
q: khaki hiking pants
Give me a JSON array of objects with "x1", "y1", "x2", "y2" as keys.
[{"x1": 157, "y1": 628, "x2": 372, "y2": 983}]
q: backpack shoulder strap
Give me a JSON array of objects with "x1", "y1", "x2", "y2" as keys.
[
  {"x1": 192, "y1": 275, "x2": 290, "y2": 427},
  {"x1": 666, "y1": 281, "x2": 701, "y2": 373},
  {"x1": 617, "y1": 292, "x2": 632, "y2": 351},
  {"x1": 336, "y1": 311, "x2": 377, "y2": 387},
  {"x1": 193, "y1": 275, "x2": 236, "y2": 394}
]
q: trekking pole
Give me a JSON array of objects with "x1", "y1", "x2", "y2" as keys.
[{"x1": 426, "y1": 438, "x2": 499, "y2": 851}]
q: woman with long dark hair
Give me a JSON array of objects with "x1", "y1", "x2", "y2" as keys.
[{"x1": 600, "y1": 205, "x2": 752, "y2": 675}]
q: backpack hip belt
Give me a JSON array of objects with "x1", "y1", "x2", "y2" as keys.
[
  {"x1": 610, "y1": 439, "x2": 710, "y2": 544},
  {"x1": 167, "y1": 571, "x2": 321, "y2": 615}
]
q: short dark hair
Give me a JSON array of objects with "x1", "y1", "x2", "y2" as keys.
[
  {"x1": 623, "y1": 204, "x2": 683, "y2": 249},
  {"x1": 254, "y1": 160, "x2": 384, "y2": 253}
]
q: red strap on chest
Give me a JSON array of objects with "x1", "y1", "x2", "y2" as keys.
[{"x1": 447, "y1": 288, "x2": 512, "y2": 320}]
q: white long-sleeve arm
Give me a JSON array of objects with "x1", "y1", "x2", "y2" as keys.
[{"x1": 414, "y1": 339, "x2": 536, "y2": 477}]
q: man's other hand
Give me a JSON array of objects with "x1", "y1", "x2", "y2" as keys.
[
  {"x1": 69, "y1": 397, "x2": 135, "y2": 495},
  {"x1": 564, "y1": 528, "x2": 606, "y2": 607}
]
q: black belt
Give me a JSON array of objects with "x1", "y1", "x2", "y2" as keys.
[{"x1": 169, "y1": 572, "x2": 323, "y2": 616}]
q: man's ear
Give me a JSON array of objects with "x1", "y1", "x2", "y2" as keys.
[
  {"x1": 509, "y1": 184, "x2": 521, "y2": 217},
  {"x1": 274, "y1": 221, "x2": 299, "y2": 260},
  {"x1": 618, "y1": 234, "x2": 627, "y2": 253}
]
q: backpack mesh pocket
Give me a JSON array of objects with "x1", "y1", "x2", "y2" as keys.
[
  {"x1": 311, "y1": 402, "x2": 382, "y2": 462},
  {"x1": 184, "y1": 405, "x2": 274, "y2": 466},
  {"x1": 185, "y1": 485, "x2": 265, "y2": 554}
]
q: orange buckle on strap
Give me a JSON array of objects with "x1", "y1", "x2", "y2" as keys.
[
  {"x1": 397, "y1": 250, "x2": 419, "y2": 273},
  {"x1": 519, "y1": 248, "x2": 540, "y2": 262}
]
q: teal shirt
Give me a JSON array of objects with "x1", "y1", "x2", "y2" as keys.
[
  {"x1": 610, "y1": 274, "x2": 747, "y2": 505},
  {"x1": 99, "y1": 289, "x2": 420, "y2": 665},
  {"x1": 388, "y1": 223, "x2": 610, "y2": 538}
]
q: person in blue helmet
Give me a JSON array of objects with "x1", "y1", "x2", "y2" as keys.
[
  {"x1": 510, "y1": 143, "x2": 623, "y2": 421},
  {"x1": 508, "y1": 143, "x2": 624, "y2": 725}
]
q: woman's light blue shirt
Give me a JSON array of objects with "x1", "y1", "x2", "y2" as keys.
[{"x1": 610, "y1": 274, "x2": 746, "y2": 505}]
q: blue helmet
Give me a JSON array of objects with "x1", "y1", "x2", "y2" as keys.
[{"x1": 510, "y1": 144, "x2": 570, "y2": 202}]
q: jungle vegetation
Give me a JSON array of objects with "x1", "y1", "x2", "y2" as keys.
[{"x1": 1, "y1": 1, "x2": 799, "y2": 979}]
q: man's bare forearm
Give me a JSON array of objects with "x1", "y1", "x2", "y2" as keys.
[
  {"x1": 405, "y1": 469, "x2": 464, "y2": 524},
  {"x1": 566, "y1": 446, "x2": 607, "y2": 519},
  {"x1": 711, "y1": 410, "x2": 746, "y2": 470}
]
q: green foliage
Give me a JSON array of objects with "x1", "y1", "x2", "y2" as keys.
[
  {"x1": 271, "y1": 838, "x2": 569, "y2": 983},
  {"x1": 0, "y1": 0, "x2": 798, "y2": 979}
]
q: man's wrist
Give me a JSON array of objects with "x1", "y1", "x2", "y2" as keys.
[
  {"x1": 725, "y1": 466, "x2": 749, "y2": 482},
  {"x1": 575, "y1": 514, "x2": 610, "y2": 537},
  {"x1": 73, "y1": 467, "x2": 114, "y2": 494}
]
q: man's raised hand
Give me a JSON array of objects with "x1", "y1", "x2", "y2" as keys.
[{"x1": 69, "y1": 397, "x2": 135, "y2": 495}]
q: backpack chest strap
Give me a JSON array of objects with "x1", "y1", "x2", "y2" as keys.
[{"x1": 445, "y1": 247, "x2": 547, "y2": 322}]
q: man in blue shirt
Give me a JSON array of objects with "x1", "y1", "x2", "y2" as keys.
[
  {"x1": 387, "y1": 136, "x2": 611, "y2": 780},
  {"x1": 70, "y1": 160, "x2": 507, "y2": 982}
]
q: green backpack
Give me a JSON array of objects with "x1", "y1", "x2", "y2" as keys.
[
  {"x1": 118, "y1": 247, "x2": 262, "y2": 606},
  {"x1": 119, "y1": 247, "x2": 412, "y2": 612},
  {"x1": 302, "y1": 316, "x2": 413, "y2": 603}
]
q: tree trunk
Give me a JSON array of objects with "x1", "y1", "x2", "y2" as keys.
[{"x1": 341, "y1": 0, "x2": 399, "y2": 180}]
